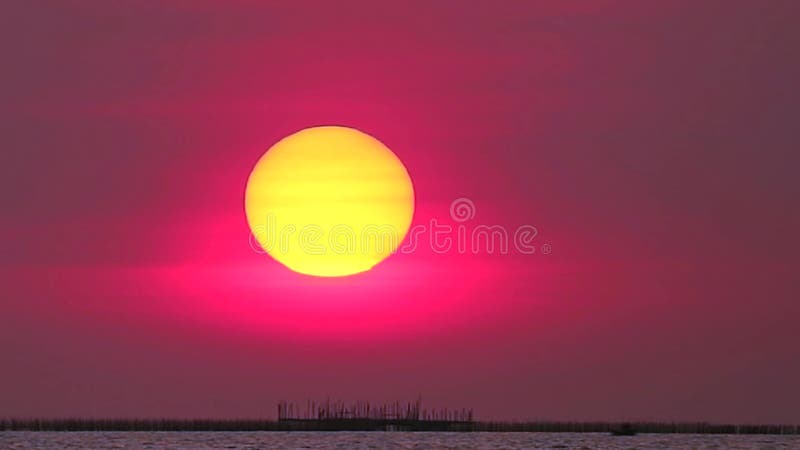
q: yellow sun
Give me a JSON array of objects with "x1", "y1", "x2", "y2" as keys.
[{"x1": 245, "y1": 126, "x2": 415, "y2": 277}]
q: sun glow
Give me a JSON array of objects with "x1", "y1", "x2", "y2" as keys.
[{"x1": 245, "y1": 126, "x2": 415, "y2": 277}]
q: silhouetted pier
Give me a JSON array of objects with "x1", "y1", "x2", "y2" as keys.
[{"x1": 276, "y1": 399, "x2": 474, "y2": 431}]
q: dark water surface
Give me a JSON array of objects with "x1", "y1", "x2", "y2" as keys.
[{"x1": 1, "y1": 431, "x2": 798, "y2": 449}]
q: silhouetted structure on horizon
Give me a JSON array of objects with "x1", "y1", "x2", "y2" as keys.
[
  {"x1": 276, "y1": 399, "x2": 473, "y2": 431},
  {"x1": 277, "y1": 399, "x2": 472, "y2": 422}
]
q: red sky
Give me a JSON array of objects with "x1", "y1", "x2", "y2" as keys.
[{"x1": 1, "y1": 0, "x2": 798, "y2": 423}]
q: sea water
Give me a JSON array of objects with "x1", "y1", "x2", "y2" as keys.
[{"x1": 1, "y1": 431, "x2": 797, "y2": 449}]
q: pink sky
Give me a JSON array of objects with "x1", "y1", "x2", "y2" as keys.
[{"x1": 1, "y1": 0, "x2": 798, "y2": 423}]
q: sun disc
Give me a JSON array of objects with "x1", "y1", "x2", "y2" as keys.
[{"x1": 244, "y1": 126, "x2": 415, "y2": 277}]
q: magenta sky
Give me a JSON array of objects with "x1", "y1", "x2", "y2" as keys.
[{"x1": 1, "y1": 1, "x2": 798, "y2": 423}]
